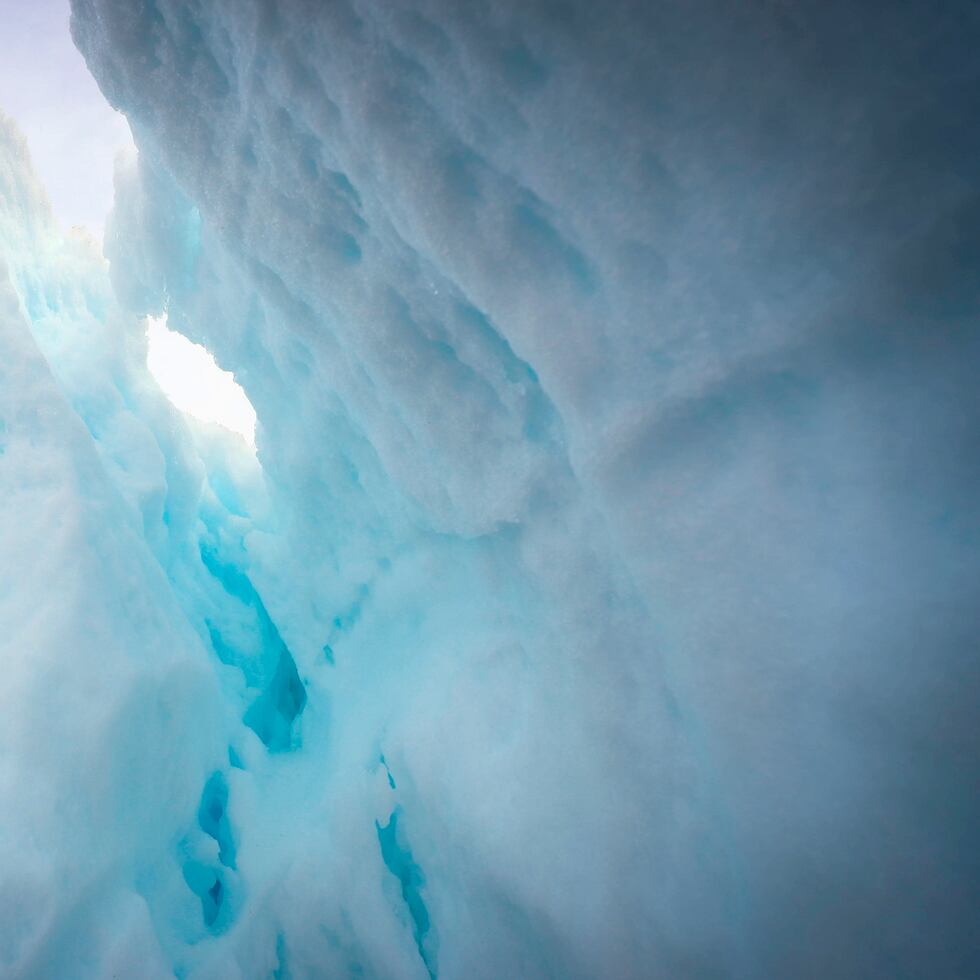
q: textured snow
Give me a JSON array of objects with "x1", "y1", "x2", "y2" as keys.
[
  {"x1": 0, "y1": 133, "x2": 222, "y2": 980},
  {"x1": 0, "y1": 0, "x2": 978, "y2": 977}
]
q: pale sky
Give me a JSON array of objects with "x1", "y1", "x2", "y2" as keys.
[
  {"x1": 0, "y1": 0, "x2": 132, "y2": 237},
  {"x1": 147, "y1": 316, "x2": 257, "y2": 448}
]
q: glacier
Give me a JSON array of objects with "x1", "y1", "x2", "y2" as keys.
[{"x1": 1, "y1": 0, "x2": 979, "y2": 977}]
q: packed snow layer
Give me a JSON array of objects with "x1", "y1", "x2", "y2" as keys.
[
  {"x1": 0, "y1": 145, "x2": 222, "y2": 979},
  {"x1": 0, "y1": 0, "x2": 976, "y2": 977}
]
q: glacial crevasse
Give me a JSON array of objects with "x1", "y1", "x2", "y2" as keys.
[{"x1": 0, "y1": 0, "x2": 978, "y2": 977}]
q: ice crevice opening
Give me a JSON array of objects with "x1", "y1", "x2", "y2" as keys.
[{"x1": 145, "y1": 312, "x2": 257, "y2": 450}]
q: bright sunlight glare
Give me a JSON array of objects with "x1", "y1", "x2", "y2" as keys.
[{"x1": 146, "y1": 315, "x2": 256, "y2": 448}]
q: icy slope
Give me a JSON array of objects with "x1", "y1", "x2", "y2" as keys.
[
  {"x1": 0, "y1": 249, "x2": 224, "y2": 978},
  {"x1": 0, "y1": 0, "x2": 976, "y2": 977}
]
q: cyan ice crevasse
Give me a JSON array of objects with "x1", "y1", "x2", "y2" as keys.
[{"x1": 1, "y1": 1, "x2": 978, "y2": 977}]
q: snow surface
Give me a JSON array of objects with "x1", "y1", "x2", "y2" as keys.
[{"x1": 0, "y1": 0, "x2": 978, "y2": 977}]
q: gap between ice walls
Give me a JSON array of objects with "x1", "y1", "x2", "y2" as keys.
[{"x1": 0, "y1": 106, "x2": 666, "y2": 978}]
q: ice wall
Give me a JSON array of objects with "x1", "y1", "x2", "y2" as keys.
[
  {"x1": 0, "y1": 0, "x2": 976, "y2": 977},
  {"x1": 0, "y1": 119, "x2": 228, "y2": 978}
]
